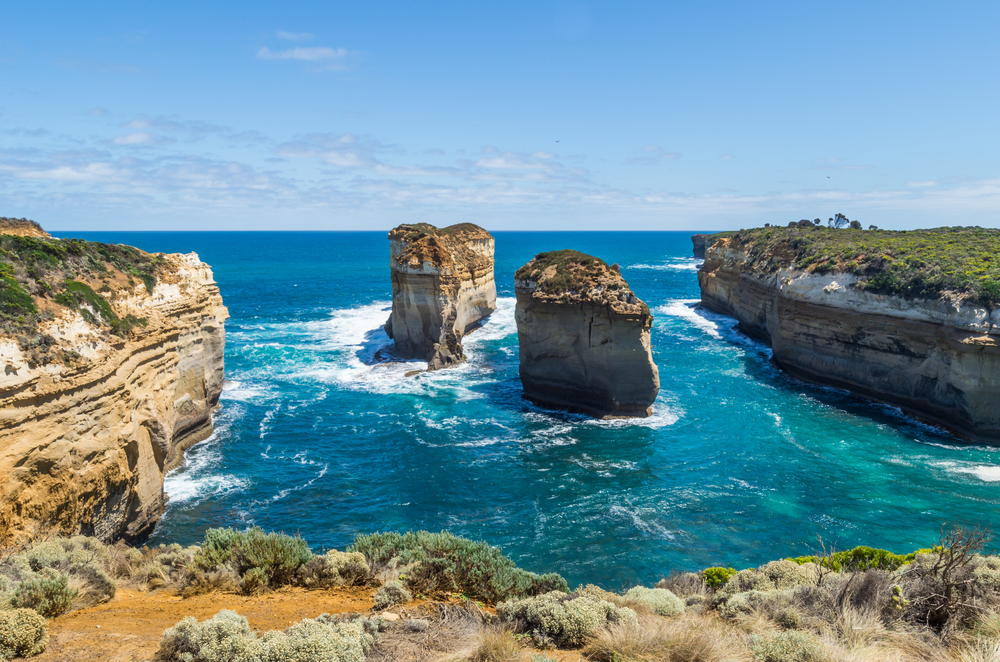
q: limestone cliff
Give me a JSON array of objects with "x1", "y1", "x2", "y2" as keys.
[
  {"x1": 699, "y1": 229, "x2": 1000, "y2": 441},
  {"x1": 385, "y1": 223, "x2": 496, "y2": 370},
  {"x1": 691, "y1": 234, "x2": 716, "y2": 259},
  {"x1": 0, "y1": 233, "x2": 227, "y2": 544},
  {"x1": 514, "y1": 250, "x2": 659, "y2": 418}
]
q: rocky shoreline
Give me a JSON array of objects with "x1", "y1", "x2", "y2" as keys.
[
  {"x1": 0, "y1": 231, "x2": 227, "y2": 544},
  {"x1": 698, "y1": 228, "x2": 1000, "y2": 442}
]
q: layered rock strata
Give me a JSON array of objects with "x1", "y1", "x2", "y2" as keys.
[
  {"x1": 385, "y1": 223, "x2": 496, "y2": 370},
  {"x1": 515, "y1": 250, "x2": 659, "y2": 418},
  {"x1": 699, "y1": 236, "x2": 1000, "y2": 441},
  {"x1": 0, "y1": 251, "x2": 228, "y2": 543}
]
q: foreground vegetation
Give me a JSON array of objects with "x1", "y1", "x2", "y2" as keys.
[
  {"x1": 713, "y1": 225, "x2": 1000, "y2": 307},
  {"x1": 2, "y1": 526, "x2": 1000, "y2": 661}
]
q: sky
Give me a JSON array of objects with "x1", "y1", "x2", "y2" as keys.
[{"x1": 2, "y1": 1, "x2": 999, "y2": 231}]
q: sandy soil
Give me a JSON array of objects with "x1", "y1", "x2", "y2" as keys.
[
  {"x1": 31, "y1": 586, "x2": 587, "y2": 662},
  {"x1": 35, "y1": 586, "x2": 375, "y2": 662}
]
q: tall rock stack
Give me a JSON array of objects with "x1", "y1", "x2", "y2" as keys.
[
  {"x1": 385, "y1": 223, "x2": 497, "y2": 370},
  {"x1": 514, "y1": 250, "x2": 659, "y2": 418}
]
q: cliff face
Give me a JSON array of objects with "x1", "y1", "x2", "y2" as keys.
[
  {"x1": 514, "y1": 251, "x2": 659, "y2": 418},
  {"x1": 0, "y1": 252, "x2": 228, "y2": 543},
  {"x1": 691, "y1": 234, "x2": 716, "y2": 258},
  {"x1": 385, "y1": 223, "x2": 496, "y2": 370},
  {"x1": 699, "y1": 237, "x2": 1000, "y2": 441}
]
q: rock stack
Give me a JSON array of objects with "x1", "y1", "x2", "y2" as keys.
[
  {"x1": 514, "y1": 250, "x2": 659, "y2": 418},
  {"x1": 385, "y1": 223, "x2": 497, "y2": 370}
]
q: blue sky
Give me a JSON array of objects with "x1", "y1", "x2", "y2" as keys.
[{"x1": 2, "y1": 1, "x2": 999, "y2": 231}]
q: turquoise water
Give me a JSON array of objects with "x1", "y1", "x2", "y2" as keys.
[{"x1": 61, "y1": 231, "x2": 1000, "y2": 588}]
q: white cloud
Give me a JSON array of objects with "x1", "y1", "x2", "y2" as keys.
[
  {"x1": 111, "y1": 132, "x2": 159, "y2": 145},
  {"x1": 256, "y1": 46, "x2": 351, "y2": 70},
  {"x1": 907, "y1": 180, "x2": 937, "y2": 187},
  {"x1": 277, "y1": 30, "x2": 314, "y2": 42}
]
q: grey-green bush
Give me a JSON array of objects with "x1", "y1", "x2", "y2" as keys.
[
  {"x1": 298, "y1": 550, "x2": 369, "y2": 588},
  {"x1": 0, "y1": 608, "x2": 48, "y2": 661},
  {"x1": 191, "y1": 527, "x2": 312, "y2": 593},
  {"x1": 372, "y1": 580, "x2": 411, "y2": 610},
  {"x1": 156, "y1": 609, "x2": 374, "y2": 662},
  {"x1": 623, "y1": 586, "x2": 685, "y2": 617},
  {"x1": 350, "y1": 530, "x2": 567, "y2": 603},
  {"x1": 10, "y1": 569, "x2": 77, "y2": 617},
  {"x1": 497, "y1": 590, "x2": 638, "y2": 648},
  {"x1": 749, "y1": 630, "x2": 831, "y2": 662}
]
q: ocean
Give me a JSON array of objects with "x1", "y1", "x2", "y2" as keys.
[{"x1": 58, "y1": 231, "x2": 1000, "y2": 589}]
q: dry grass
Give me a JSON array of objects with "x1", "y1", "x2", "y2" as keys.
[
  {"x1": 470, "y1": 627, "x2": 525, "y2": 662},
  {"x1": 583, "y1": 614, "x2": 745, "y2": 662}
]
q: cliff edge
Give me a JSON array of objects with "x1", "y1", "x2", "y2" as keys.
[
  {"x1": 385, "y1": 223, "x2": 496, "y2": 370},
  {"x1": 698, "y1": 226, "x2": 1000, "y2": 441},
  {"x1": 0, "y1": 228, "x2": 228, "y2": 543},
  {"x1": 515, "y1": 250, "x2": 659, "y2": 418}
]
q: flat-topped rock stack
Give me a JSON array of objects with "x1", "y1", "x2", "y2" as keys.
[
  {"x1": 514, "y1": 250, "x2": 659, "y2": 418},
  {"x1": 385, "y1": 223, "x2": 497, "y2": 370}
]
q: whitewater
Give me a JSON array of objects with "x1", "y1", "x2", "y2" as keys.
[{"x1": 62, "y1": 231, "x2": 1000, "y2": 587}]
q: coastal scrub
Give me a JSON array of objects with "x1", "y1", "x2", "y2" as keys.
[{"x1": 710, "y1": 225, "x2": 1000, "y2": 305}]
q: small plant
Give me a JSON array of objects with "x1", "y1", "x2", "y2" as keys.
[
  {"x1": 496, "y1": 591, "x2": 637, "y2": 648},
  {"x1": 0, "y1": 608, "x2": 48, "y2": 661},
  {"x1": 372, "y1": 580, "x2": 411, "y2": 611},
  {"x1": 702, "y1": 567, "x2": 737, "y2": 589},
  {"x1": 191, "y1": 527, "x2": 312, "y2": 594},
  {"x1": 749, "y1": 630, "x2": 830, "y2": 662},
  {"x1": 622, "y1": 586, "x2": 685, "y2": 617},
  {"x1": 11, "y1": 569, "x2": 77, "y2": 617}
]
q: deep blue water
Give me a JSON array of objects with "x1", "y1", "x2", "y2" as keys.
[{"x1": 58, "y1": 231, "x2": 1000, "y2": 589}]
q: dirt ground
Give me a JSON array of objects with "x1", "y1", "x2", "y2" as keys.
[{"x1": 32, "y1": 586, "x2": 587, "y2": 662}]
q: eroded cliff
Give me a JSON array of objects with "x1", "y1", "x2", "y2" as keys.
[
  {"x1": 385, "y1": 223, "x2": 496, "y2": 370},
  {"x1": 514, "y1": 250, "x2": 659, "y2": 418},
  {"x1": 699, "y1": 227, "x2": 1000, "y2": 441},
  {"x1": 0, "y1": 230, "x2": 227, "y2": 543}
]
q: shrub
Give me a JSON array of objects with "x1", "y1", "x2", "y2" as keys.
[
  {"x1": 584, "y1": 616, "x2": 739, "y2": 662},
  {"x1": 11, "y1": 569, "x2": 77, "y2": 617},
  {"x1": 156, "y1": 610, "x2": 374, "y2": 662},
  {"x1": 372, "y1": 581, "x2": 411, "y2": 611},
  {"x1": 0, "y1": 608, "x2": 48, "y2": 661},
  {"x1": 749, "y1": 630, "x2": 831, "y2": 662},
  {"x1": 192, "y1": 527, "x2": 312, "y2": 593},
  {"x1": 298, "y1": 551, "x2": 369, "y2": 589},
  {"x1": 718, "y1": 561, "x2": 816, "y2": 600},
  {"x1": 182, "y1": 568, "x2": 240, "y2": 598},
  {"x1": 497, "y1": 590, "x2": 637, "y2": 648},
  {"x1": 789, "y1": 545, "x2": 917, "y2": 572},
  {"x1": 623, "y1": 586, "x2": 685, "y2": 617},
  {"x1": 703, "y1": 567, "x2": 738, "y2": 589},
  {"x1": 656, "y1": 572, "x2": 706, "y2": 597},
  {"x1": 349, "y1": 531, "x2": 567, "y2": 603}
]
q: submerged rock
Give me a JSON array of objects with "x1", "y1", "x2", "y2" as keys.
[
  {"x1": 385, "y1": 223, "x2": 496, "y2": 370},
  {"x1": 514, "y1": 250, "x2": 659, "y2": 418}
]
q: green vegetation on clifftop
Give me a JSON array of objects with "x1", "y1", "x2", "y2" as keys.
[{"x1": 717, "y1": 225, "x2": 1000, "y2": 306}]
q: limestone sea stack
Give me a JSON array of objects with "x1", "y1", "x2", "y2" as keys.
[
  {"x1": 385, "y1": 223, "x2": 497, "y2": 370},
  {"x1": 691, "y1": 233, "x2": 716, "y2": 258},
  {"x1": 514, "y1": 250, "x2": 659, "y2": 418},
  {"x1": 0, "y1": 227, "x2": 227, "y2": 543},
  {"x1": 698, "y1": 226, "x2": 1000, "y2": 442}
]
